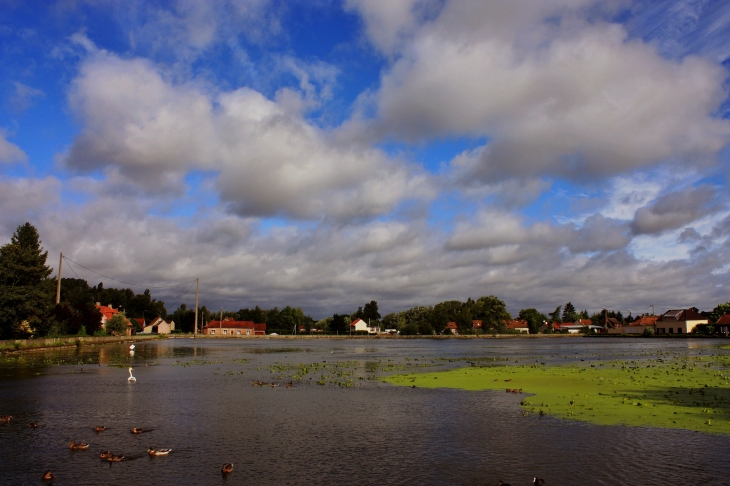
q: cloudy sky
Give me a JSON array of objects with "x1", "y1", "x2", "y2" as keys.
[{"x1": 1, "y1": 0, "x2": 730, "y2": 318}]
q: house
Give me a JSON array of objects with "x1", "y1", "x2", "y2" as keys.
[
  {"x1": 350, "y1": 318, "x2": 379, "y2": 334},
  {"x1": 142, "y1": 316, "x2": 175, "y2": 334},
  {"x1": 472, "y1": 320, "x2": 483, "y2": 330},
  {"x1": 554, "y1": 322, "x2": 605, "y2": 334},
  {"x1": 444, "y1": 322, "x2": 458, "y2": 335},
  {"x1": 95, "y1": 303, "x2": 119, "y2": 326},
  {"x1": 573, "y1": 319, "x2": 593, "y2": 327},
  {"x1": 656, "y1": 308, "x2": 707, "y2": 334},
  {"x1": 505, "y1": 319, "x2": 529, "y2": 334},
  {"x1": 715, "y1": 314, "x2": 730, "y2": 334},
  {"x1": 607, "y1": 315, "x2": 657, "y2": 335},
  {"x1": 605, "y1": 317, "x2": 621, "y2": 328},
  {"x1": 203, "y1": 318, "x2": 266, "y2": 336}
]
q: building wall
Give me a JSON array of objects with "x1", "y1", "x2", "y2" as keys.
[{"x1": 656, "y1": 319, "x2": 707, "y2": 334}]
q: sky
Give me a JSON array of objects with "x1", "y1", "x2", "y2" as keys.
[{"x1": 1, "y1": 0, "x2": 730, "y2": 319}]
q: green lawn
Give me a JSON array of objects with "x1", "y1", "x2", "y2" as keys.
[{"x1": 385, "y1": 353, "x2": 730, "y2": 435}]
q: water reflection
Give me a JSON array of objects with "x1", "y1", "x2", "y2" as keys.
[{"x1": 0, "y1": 338, "x2": 728, "y2": 485}]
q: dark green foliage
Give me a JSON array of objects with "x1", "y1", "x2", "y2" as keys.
[
  {"x1": 562, "y1": 302, "x2": 577, "y2": 322},
  {"x1": 549, "y1": 306, "x2": 562, "y2": 323},
  {"x1": 362, "y1": 301, "x2": 381, "y2": 322},
  {"x1": 710, "y1": 302, "x2": 730, "y2": 323},
  {"x1": 330, "y1": 314, "x2": 349, "y2": 334},
  {"x1": 518, "y1": 308, "x2": 547, "y2": 334},
  {"x1": 105, "y1": 312, "x2": 128, "y2": 335},
  {"x1": 473, "y1": 295, "x2": 511, "y2": 332},
  {"x1": 92, "y1": 285, "x2": 166, "y2": 319},
  {"x1": 171, "y1": 303, "x2": 196, "y2": 333},
  {"x1": 0, "y1": 223, "x2": 54, "y2": 338}
]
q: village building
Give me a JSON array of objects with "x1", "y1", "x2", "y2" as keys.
[
  {"x1": 607, "y1": 315, "x2": 658, "y2": 335},
  {"x1": 141, "y1": 316, "x2": 175, "y2": 334},
  {"x1": 95, "y1": 303, "x2": 119, "y2": 326},
  {"x1": 505, "y1": 319, "x2": 529, "y2": 334},
  {"x1": 716, "y1": 314, "x2": 730, "y2": 334},
  {"x1": 472, "y1": 320, "x2": 483, "y2": 330},
  {"x1": 350, "y1": 318, "x2": 379, "y2": 334},
  {"x1": 656, "y1": 308, "x2": 707, "y2": 334},
  {"x1": 444, "y1": 322, "x2": 458, "y2": 335},
  {"x1": 203, "y1": 318, "x2": 266, "y2": 336}
]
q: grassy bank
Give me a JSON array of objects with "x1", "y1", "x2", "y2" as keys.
[
  {"x1": 385, "y1": 352, "x2": 730, "y2": 435},
  {"x1": 0, "y1": 334, "x2": 165, "y2": 353}
]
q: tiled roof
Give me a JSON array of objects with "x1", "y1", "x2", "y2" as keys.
[
  {"x1": 472, "y1": 320, "x2": 483, "y2": 328},
  {"x1": 631, "y1": 316, "x2": 658, "y2": 326},
  {"x1": 445, "y1": 322, "x2": 458, "y2": 329},
  {"x1": 659, "y1": 308, "x2": 704, "y2": 321},
  {"x1": 204, "y1": 320, "x2": 256, "y2": 329},
  {"x1": 716, "y1": 314, "x2": 730, "y2": 325},
  {"x1": 506, "y1": 319, "x2": 529, "y2": 329}
]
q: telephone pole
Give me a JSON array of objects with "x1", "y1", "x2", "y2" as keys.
[
  {"x1": 193, "y1": 278, "x2": 199, "y2": 337},
  {"x1": 55, "y1": 253, "x2": 63, "y2": 304}
]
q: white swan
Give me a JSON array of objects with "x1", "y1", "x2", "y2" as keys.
[
  {"x1": 129, "y1": 344, "x2": 135, "y2": 350},
  {"x1": 128, "y1": 367, "x2": 136, "y2": 383}
]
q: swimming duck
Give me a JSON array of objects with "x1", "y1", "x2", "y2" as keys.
[
  {"x1": 222, "y1": 463, "x2": 233, "y2": 474},
  {"x1": 94, "y1": 426, "x2": 106, "y2": 432},
  {"x1": 107, "y1": 454, "x2": 125, "y2": 462},
  {"x1": 0, "y1": 415, "x2": 11, "y2": 422},
  {"x1": 69, "y1": 440, "x2": 89, "y2": 450},
  {"x1": 533, "y1": 478, "x2": 545, "y2": 486},
  {"x1": 42, "y1": 470, "x2": 54, "y2": 480},
  {"x1": 28, "y1": 422, "x2": 38, "y2": 428},
  {"x1": 131, "y1": 427, "x2": 152, "y2": 434},
  {"x1": 147, "y1": 447, "x2": 172, "y2": 456},
  {"x1": 99, "y1": 450, "x2": 112, "y2": 459}
]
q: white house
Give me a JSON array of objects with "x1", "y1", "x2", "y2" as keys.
[
  {"x1": 142, "y1": 316, "x2": 175, "y2": 334},
  {"x1": 656, "y1": 308, "x2": 707, "y2": 334},
  {"x1": 350, "y1": 318, "x2": 378, "y2": 334}
]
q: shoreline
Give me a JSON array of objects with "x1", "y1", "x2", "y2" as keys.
[{"x1": 0, "y1": 334, "x2": 165, "y2": 354}]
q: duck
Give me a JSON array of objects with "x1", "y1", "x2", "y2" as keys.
[
  {"x1": 147, "y1": 447, "x2": 172, "y2": 456},
  {"x1": 99, "y1": 450, "x2": 112, "y2": 459},
  {"x1": 533, "y1": 478, "x2": 545, "y2": 486},
  {"x1": 222, "y1": 463, "x2": 233, "y2": 474},
  {"x1": 0, "y1": 415, "x2": 11, "y2": 423},
  {"x1": 94, "y1": 426, "x2": 106, "y2": 432},
  {"x1": 107, "y1": 454, "x2": 125, "y2": 462},
  {"x1": 131, "y1": 427, "x2": 152, "y2": 434},
  {"x1": 42, "y1": 470, "x2": 54, "y2": 481},
  {"x1": 28, "y1": 422, "x2": 38, "y2": 428},
  {"x1": 69, "y1": 440, "x2": 90, "y2": 450},
  {"x1": 270, "y1": 383, "x2": 279, "y2": 387}
]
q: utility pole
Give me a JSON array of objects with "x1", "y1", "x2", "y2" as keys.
[
  {"x1": 193, "y1": 278, "x2": 199, "y2": 337},
  {"x1": 55, "y1": 252, "x2": 63, "y2": 304},
  {"x1": 220, "y1": 308, "x2": 222, "y2": 332},
  {"x1": 651, "y1": 305, "x2": 654, "y2": 316}
]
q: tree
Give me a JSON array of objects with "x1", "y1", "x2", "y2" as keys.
[
  {"x1": 549, "y1": 306, "x2": 562, "y2": 323},
  {"x1": 562, "y1": 302, "x2": 577, "y2": 322},
  {"x1": 473, "y1": 295, "x2": 511, "y2": 332},
  {"x1": 0, "y1": 223, "x2": 54, "y2": 338},
  {"x1": 330, "y1": 314, "x2": 349, "y2": 334},
  {"x1": 105, "y1": 312, "x2": 129, "y2": 336},
  {"x1": 518, "y1": 308, "x2": 547, "y2": 334},
  {"x1": 362, "y1": 301, "x2": 381, "y2": 322},
  {"x1": 710, "y1": 302, "x2": 730, "y2": 323}
]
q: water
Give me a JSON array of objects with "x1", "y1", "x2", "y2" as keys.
[{"x1": 1, "y1": 338, "x2": 729, "y2": 485}]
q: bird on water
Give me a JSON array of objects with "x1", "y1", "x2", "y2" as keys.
[
  {"x1": 42, "y1": 470, "x2": 54, "y2": 481},
  {"x1": 128, "y1": 367, "x2": 136, "y2": 383},
  {"x1": 222, "y1": 463, "x2": 233, "y2": 474},
  {"x1": 534, "y1": 478, "x2": 545, "y2": 486}
]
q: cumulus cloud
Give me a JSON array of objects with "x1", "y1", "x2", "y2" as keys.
[
  {"x1": 0, "y1": 130, "x2": 27, "y2": 164},
  {"x1": 631, "y1": 185, "x2": 718, "y2": 235},
  {"x1": 62, "y1": 53, "x2": 432, "y2": 220},
  {"x1": 357, "y1": 1, "x2": 730, "y2": 182}
]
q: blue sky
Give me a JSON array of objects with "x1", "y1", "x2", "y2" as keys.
[{"x1": 1, "y1": 0, "x2": 730, "y2": 318}]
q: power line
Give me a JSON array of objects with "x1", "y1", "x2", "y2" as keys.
[
  {"x1": 166, "y1": 280, "x2": 197, "y2": 310},
  {"x1": 62, "y1": 256, "x2": 196, "y2": 290}
]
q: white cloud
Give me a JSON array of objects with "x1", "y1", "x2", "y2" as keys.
[
  {"x1": 62, "y1": 53, "x2": 433, "y2": 221},
  {"x1": 361, "y1": 1, "x2": 730, "y2": 181},
  {"x1": 0, "y1": 130, "x2": 27, "y2": 164}
]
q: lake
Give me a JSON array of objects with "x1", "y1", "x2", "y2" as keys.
[{"x1": 1, "y1": 337, "x2": 729, "y2": 485}]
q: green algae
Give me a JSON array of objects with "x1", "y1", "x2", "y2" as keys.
[{"x1": 385, "y1": 356, "x2": 730, "y2": 435}]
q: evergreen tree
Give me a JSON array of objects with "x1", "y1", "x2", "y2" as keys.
[
  {"x1": 549, "y1": 305, "x2": 562, "y2": 322},
  {"x1": 562, "y1": 302, "x2": 577, "y2": 322},
  {"x1": 0, "y1": 223, "x2": 54, "y2": 338}
]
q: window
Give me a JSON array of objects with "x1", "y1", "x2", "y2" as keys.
[
  {"x1": 237, "y1": 330, "x2": 241, "y2": 335},
  {"x1": 211, "y1": 330, "x2": 215, "y2": 335},
  {"x1": 247, "y1": 330, "x2": 251, "y2": 335},
  {"x1": 677, "y1": 328, "x2": 682, "y2": 334},
  {"x1": 223, "y1": 329, "x2": 227, "y2": 334},
  {"x1": 669, "y1": 328, "x2": 674, "y2": 334}
]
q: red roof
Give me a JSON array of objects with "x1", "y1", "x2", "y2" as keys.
[
  {"x1": 506, "y1": 319, "x2": 528, "y2": 329},
  {"x1": 350, "y1": 318, "x2": 364, "y2": 326},
  {"x1": 96, "y1": 303, "x2": 119, "y2": 321},
  {"x1": 659, "y1": 309, "x2": 705, "y2": 321},
  {"x1": 204, "y1": 320, "x2": 257, "y2": 329},
  {"x1": 134, "y1": 318, "x2": 145, "y2": 325},
  {"x1": 631, "y1": 316, "x2": 658, "y2": 326},
  {"x1": 472, "y1": 320, "x2": 483, "y2": 328},
  {"x1": 577, "y1": 319, "x2": 592, "y2": 326},
  {"x1": 445, "y1": 322, "x2": 458, "y2": 329},
  {"x1": 716, "y1": 314, "x2": 730, "y2": 325}
]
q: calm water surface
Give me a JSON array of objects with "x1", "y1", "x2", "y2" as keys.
[{"x1": 1, "y1": 338, "x2": 729, "y2": 485}]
